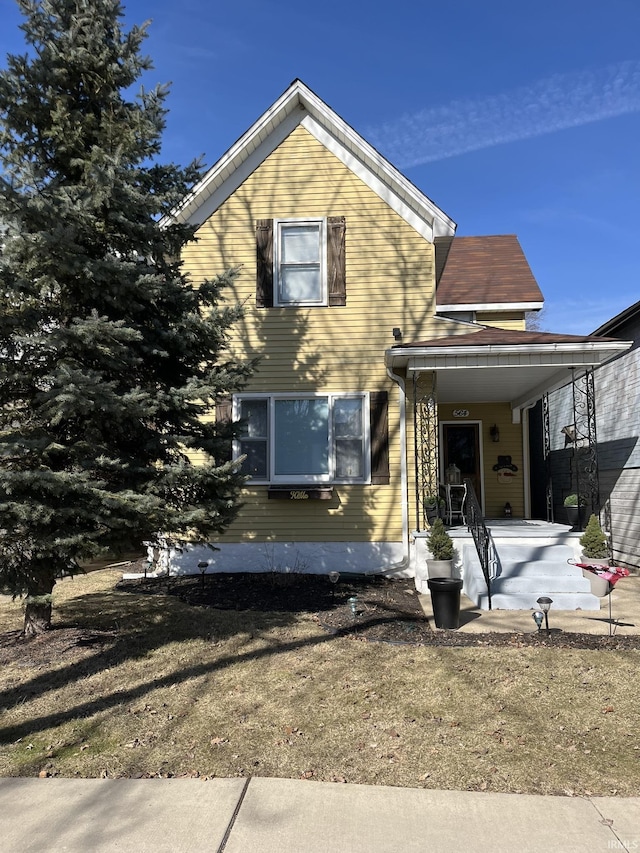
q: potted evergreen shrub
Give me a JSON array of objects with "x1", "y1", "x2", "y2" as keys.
[
  {"x1": 563, "y1": 494, "x2": 586, "y2": 528},
  {"x1": 426, "y1": 517, "x2": 454, "y2": 579},
  {"x1": 580, "y1": 514, "x2": 609, "y2": 564}
]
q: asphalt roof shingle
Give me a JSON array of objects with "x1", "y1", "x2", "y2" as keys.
[{"x1": 436, "y1": 235, "x2": 544, "y2": 306}]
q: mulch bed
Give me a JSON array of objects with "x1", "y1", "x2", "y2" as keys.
[
  {"x1": 3, "y1": 569, "x2": 638, "y2": 662},
  {"x1": 116, "y1": 570, "x2": 640, "y2": 651}
]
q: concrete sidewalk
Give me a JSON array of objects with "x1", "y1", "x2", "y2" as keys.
[{"x1": 1, "y1": 777, "x2": 639, "y2": 852}]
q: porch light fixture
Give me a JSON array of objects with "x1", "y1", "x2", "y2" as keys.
[
  {"x1": 536, "y1": 596, "x2": 553, "y2": 635},
  {"x1": 532, "y1": 610, "x2": 544, "y2": 631},
  {"x1": 490, "y1": 424, "x2": 500, "y2": 442},
  {"x1": 392, "y1": 327, "x2": 402, "y2": 341}
]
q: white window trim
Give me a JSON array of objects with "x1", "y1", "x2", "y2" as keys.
[
  {"x1": 273, "y1": 218, "x2": 327, "y2": 307},
  {"x1": 233, "y1": 392, "x2": 371, "y2": 485}
]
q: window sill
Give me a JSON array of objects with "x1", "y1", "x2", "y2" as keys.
[{"x1": 267, "y1": 486, "x2": 334, "y2": 501}]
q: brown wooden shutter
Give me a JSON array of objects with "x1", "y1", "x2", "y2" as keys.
[
  {"x1": 215, "y1": 398, "x2": 233, "y2": 462},
  {"x1": 327, "y1": 216, "x2": 346, "y2": 306},
  {"x1": 370, "y1": 390, "x2": 389, "y2": 485},
  {"x1": 256, "y1": 219, "x2": 274, "y2": 307}
]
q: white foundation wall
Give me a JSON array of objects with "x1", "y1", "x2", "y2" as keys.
[{"x1": 126, "y1": 540, "x2": 413, "y2": 578}]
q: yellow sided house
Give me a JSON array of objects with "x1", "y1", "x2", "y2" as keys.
[{"x1": 169, "y1": 80, "x2": 630, "y2": 609}]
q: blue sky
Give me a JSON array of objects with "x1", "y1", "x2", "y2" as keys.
[{"x1": 1, "y1": 0, "x2": 639, "y2": 334}]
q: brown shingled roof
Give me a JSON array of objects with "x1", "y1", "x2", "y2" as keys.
[{"x1": 435, "y1": 235, "x2": 543, "y2": 306}]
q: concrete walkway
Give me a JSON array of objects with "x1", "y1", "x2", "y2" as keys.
[
  {"x1": 419, "y1": 573, "x2": 640, "y2": 636},
  {"x1": 1, "y1": 777, "x2": 639, "y2": 852}
]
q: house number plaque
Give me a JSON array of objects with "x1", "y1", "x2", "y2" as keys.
[
  {"x1": 452, "y1": 409, "x2": 469, "y2": 418},
  {"x1": 268, "y1": 487, "x2": 333, "y2": 500}
]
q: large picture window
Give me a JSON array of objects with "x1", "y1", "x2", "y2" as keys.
[{"x1": 235, "y1": 393, "x2": 368, "y2": 484}]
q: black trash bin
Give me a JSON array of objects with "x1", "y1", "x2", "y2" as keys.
[{"x1": 427, "y1": 577, "x2": 463, "y2": 629}]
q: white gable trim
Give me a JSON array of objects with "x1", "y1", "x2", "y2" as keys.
[
  {"x1": 302, "y1": 115, "x2": 439, "y2": 241},
  {"x1": 166, "y1": 80, "x2": 456, "y2": 240},
  {"x1": 174, "y1": 109, "x2": 302, "y2": 228}
]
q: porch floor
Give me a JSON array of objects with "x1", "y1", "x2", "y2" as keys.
[{"x1": 446, "y1": 518, "x2": 582, "y2": 538}]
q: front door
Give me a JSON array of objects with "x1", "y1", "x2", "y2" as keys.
[{"x1": 442, "y1": 423, "x2": 482, "y2": 508}]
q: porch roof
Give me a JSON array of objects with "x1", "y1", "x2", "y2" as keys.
[{"x1": 385, "y1": 327, "x2": 632, "y2": 410}]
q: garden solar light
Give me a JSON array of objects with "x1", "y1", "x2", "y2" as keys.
[
  {"x1": 532, "y1": 610, "x2": 544, "y2": 631},
  {"x1": 198, "y1": 561, "x2": 208, "y2": 590},
  {"x1": 536, "y1": 596, "x2": 553, "y2": 635},
  {"x1": 329, "y1": 571, "x2": 340, "y2": 599},
  {"x1": 348, "y1": 596, "x2": 359, "y2": 618}
]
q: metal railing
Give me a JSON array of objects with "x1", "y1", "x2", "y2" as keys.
[{"x1": 463, "y1": 479, "x2": 493, "y2": 610}]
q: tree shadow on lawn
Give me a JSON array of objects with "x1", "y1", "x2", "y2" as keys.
[
  {"x1": 3, "y1": 571, "x2": 638, "y2": 748},
  {"x1": 0, "y1": 573, "x2": 425, "y2": 745}
]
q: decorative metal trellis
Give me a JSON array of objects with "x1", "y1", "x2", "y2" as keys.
[
  {"x1": 571, "y1": 367, "x2": 600, "y2": 517},
  {"x1": 413, "y1": 371, "x2": 438, "y2": 531}
]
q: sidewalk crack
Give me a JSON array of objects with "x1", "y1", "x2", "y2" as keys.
[{"x1": 216, "y1": 776, "x2": 251, "y2": 853}]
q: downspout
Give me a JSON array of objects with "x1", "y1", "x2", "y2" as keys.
[{"x1": 372, "y1": 365, "x2": 410, "y2": 575}]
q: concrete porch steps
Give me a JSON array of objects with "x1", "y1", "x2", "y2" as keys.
[{"x1": 461, "y1": 540, "x2": 600, "y2": 611}]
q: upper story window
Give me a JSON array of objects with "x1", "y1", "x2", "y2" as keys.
[
  {"x1": 275, "y1": 220, "x2": 325, "y2": 306},
  {"x1": 256, "y1": 216, "x2": 346, "y2": 308}
]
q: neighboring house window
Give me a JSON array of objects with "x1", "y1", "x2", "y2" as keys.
[
  {"x1": 256, "y1": 217, "x2": 346, "y2": 308},
  {"x1": 234, "y1": 391, "x2": 387, "y2": 484}
]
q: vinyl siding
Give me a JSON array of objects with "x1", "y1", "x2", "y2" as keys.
[
  {"x1": 182, "y1": 125, "x2": 452, "y2": 543},
  {"x1": 547, "y1": 312, "x2": 640, "y2": 569},
  {"x1": 475, "y1": 311, "x2": 526, "y2": 330}
]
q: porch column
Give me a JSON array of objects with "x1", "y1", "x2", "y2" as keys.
[
  {"x1": 543, "y1": 392, "x2": 553, "y2": 521},
  {"x1": 571, "y1": 367, "x2": 600, "y2": 522},
  {"x1": 413, "y1": 371, "x2": 438, "y2": 531}
]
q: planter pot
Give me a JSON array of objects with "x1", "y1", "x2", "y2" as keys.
[
  {"x1": 581, "y1": 568, "x2": 611, "y2": 598},
  {"x1": 565, "y1": 506, "x2": 586, "y2": 528},
  {"x1": 427, "y1": 577, "x2": 463, "y2": 629},
  {"x1": 581, "y1": 556, "x2": 609, "y2": 566},
  {"x1": 427, "y1": 559, "x2": 453, "y2": 579},
  {"x1": 425, "y1": 506, "x2": 441, "y2": 524}
]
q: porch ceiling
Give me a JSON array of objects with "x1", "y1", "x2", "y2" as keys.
[{"x1": 386, "y1": 336, "x2": 632, "y2": 409}]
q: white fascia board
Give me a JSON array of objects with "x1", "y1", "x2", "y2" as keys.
[
  {"x1": 175, "y1": 110, "x2": 303, "y2": 227},
  {"x1": 437, "y1": 302, "x2": 544, "y2": 312},
  {"x1": 165, "y1": 86, "x2": 305, "y2": 226},
  {"x1": 302, "y1": 116, "x2": 443, "y2": 241},
  {"x1": 298, "y1": 124, "x2": 456, "y2": 240},
  {"x1": 386, "y1": 340, "x2": 632, "y2": 371}
]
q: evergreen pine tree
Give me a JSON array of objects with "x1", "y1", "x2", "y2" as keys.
[{"x1": 0, "y1": 0, "x2": 253, "y2": 634}]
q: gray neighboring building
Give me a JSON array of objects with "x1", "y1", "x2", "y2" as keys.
[{"x1": 547, "y1": 301, "x2": 640, "y2": 571}]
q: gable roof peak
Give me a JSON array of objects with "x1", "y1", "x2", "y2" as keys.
[{"x1": 168, "y1": 79, "x2": 456, "y2": 242}]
